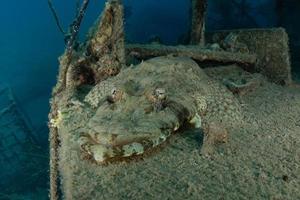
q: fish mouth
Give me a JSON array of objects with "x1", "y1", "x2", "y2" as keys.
[
  {"x1": 78, "y1": 106, "x2": 187, "y2": 163},
  {"x1": 78, "y1": 111, "x2": 201, "y2": 164},
  {"x1": 79, "y1": 129, "x2": 172, "y2": 163},
  {"x1": 79, "y1": 90, "x2": 198, "y2": 163}
]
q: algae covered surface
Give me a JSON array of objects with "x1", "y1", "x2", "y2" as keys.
[
  {"x1": 48, "y1": 1, "x2": 300, "y2": 199},
  {"x1": 56, "y1": 61, "x2": 300, "y2": 199}
]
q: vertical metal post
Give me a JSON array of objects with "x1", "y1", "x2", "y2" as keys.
[{"x1": 190, "y1": 0, "x2": 207, "y2": 46}]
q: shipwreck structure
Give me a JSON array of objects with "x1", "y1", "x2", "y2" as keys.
[
  {"x1": 49, "y1": 0, "x2": 293, "y2": 199},
  {"x1": 0, "y1": 84, "x2": 47, "y2": 196}
]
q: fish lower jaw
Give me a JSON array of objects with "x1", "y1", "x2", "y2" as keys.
[
  {"x1": 89, "y1": 142, "x2": 146, "y2": 163},
  {"x1": 87, "y1": 134, "x2": 172, "y2": 163}
]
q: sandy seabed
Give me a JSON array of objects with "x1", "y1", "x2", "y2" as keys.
[{"x1": 59, "y1": 76, "x2": 300, "y2": 200}]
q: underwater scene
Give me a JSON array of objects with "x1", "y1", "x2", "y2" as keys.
[{"x1": 0, "y1": 0, "x2": 300, "y2": 199}]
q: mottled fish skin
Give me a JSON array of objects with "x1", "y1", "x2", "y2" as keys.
[
  {"x1": 84, "y1": 80, "x2": 117, "y2": 108},
  {"x1": 78, "y1": 56, "x2": 243, "y2": 163}
]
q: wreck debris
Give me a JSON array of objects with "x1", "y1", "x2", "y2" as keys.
[
  {"x1": 0, "y1": 85, "x2": 34, "y2": 184},
  {"x1": 53, "y1": 0, "x2": 125, "y2": 94},
  {"x1": 66, "y1": 0, "x2": 91, "y2": 52},
  {"x1": 48, "y1": 110, "x2": 60, "y2": 200},
  {"x1": 48, "y1": 0, "x2": 91, "y2": 96},
  {"x1": 201, "y1": 121, "x2": 228, "y2": 156},
  {"x1": 207, "y1": 43, "x2": 222, "y2": 51},
  {"x1": 128, "y1": 28, "x2": 292, "y2": 86},
  {"x1": 220, "y1": 33, "x2": 250, "y2": 53},
  {"x1": 47, "y1": 0, "x2": 65, "y2": 36},
  {"x1": 0, "y1": 84, "x2": 46, "y2": 194},
  {"x1": 190, "y1": 0, "x2": 208, "y2": 45},
  {"x1": 126, "y1": 44, "x2": 257, "y2": 67},
  {"x1": 204, "y1": 65, "x2": 263, "y2": 96},
  {"x1": 49, "y1": 1, "x2": 125, "y2": 199},
  {"x1": 86, "y1": 0, "x2": 125, "y2": 82},
  {"x1": 222, "y1": 79, "x2": 261, "y2": 96},
  {"x1": 47, "y1": 0, "x2": 90, "y2": 51},
  {"x1": 207, "y1": 28, "x2": 292, "y2": 85}
]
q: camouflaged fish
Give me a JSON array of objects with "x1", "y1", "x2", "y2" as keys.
[{"x1": 76, "y1": 56, "x2": 243, "y2": 163}]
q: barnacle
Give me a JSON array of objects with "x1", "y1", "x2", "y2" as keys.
[{"x1": 50, "y1": 110, "x2": 63, "y2": 128}]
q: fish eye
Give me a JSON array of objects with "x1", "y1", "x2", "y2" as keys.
[
  {"x1": 107, "y1": 87, "x2": 124, "y2": 104},
  {"x1": 111, "y1": 88, "x2": 117, "y2": 95},
  {"x1": 154, "y1": 88, "x2": 166, "y2": 99}
]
